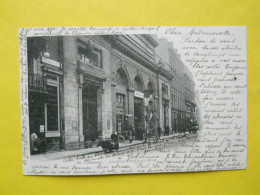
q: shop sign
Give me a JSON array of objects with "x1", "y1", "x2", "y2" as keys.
[
  {"x1": 134, "y1": 91, "x2": 144, "y2": 98},
  {"x1": 40, "y1": 125, "x2": 45, "y2": 133},
  {"x1": 42, "y1": 56, "x2": 61, "y2": 68}
]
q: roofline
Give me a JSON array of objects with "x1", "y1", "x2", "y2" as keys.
[{"x1": 142, "y1": 34, "x2": 159, "y2": 47}]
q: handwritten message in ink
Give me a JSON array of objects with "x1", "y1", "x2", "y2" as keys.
[{"x1": 171, "y1": 27, "x2": 247, "y2": 171}]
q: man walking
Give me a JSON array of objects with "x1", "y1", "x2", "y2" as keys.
[
  {"x1": 129, "y1": 124, "x2": 134, "y2": 143},
  {"x1": 157, "y1": 126, "x2": 162, "y2": 139}
]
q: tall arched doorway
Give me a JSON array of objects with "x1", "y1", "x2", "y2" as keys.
[
  {"x1": 145, "y1": 81, "x2": 156, "y2": 131},
  {"x1": 114, "y1": 68, "x2": 129, "y2": 138},
  {"x1": 133, "y1": 76, "x2": 144, "y2": 140},
  {"x1": 82, "y1": 84, "x2": 99, "y2": 142}
]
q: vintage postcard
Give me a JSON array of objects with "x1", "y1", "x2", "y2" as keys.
[{"x1": 19, "y1": 26, "x2": 247, "y2": 175}]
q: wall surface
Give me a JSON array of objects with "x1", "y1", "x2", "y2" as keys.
[{"x1": 0, "y1": 0, "x2": 259, "y2": 194}]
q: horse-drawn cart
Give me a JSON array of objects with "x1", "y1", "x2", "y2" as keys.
[{"x1": 143, "y1": 128, "x2": 159, "y2": 143}]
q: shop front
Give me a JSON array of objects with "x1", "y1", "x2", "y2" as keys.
[
  {"x1": 28, "y1": 74, "x2": 49, "y2": 154},
  {"x1": 78, "y1": 62, "x2": 106, "y2": 147},
  {"x1": 134, "y1": 91, "x2": 144, "y2": 140},
  {"x1": 27, "y1": 36, "x2": 64, "y2": 154},
  {"x1": 29, "y1": 71, "x2": 63, "y2": 154},
  {"x1": 185, "y1": 100, "x2": 195, "y2": 132},
  {"x1": 82, "y1": 83, "x2": 100, "y2": 143},
  {"x1": 177, "y1": 113, "x2": 182, "y2": 133},
  {"x1": 171, "y1": 110, "x2": 177, "y2": 134},
  {"x1": 113, "y1": 67, "x2": 129, "y2": 140},
  {"x1": 144, "y1": 81, "x2": 157, "y2": 133},
  {"x1": 116, "y1": 93, "x2": 128, "y2": 140}
]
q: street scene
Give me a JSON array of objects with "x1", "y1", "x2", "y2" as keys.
[
  {"x1": 31, "y1": 133, "x2": 198, "y2": 162},
  {"x1": 27, "y1": 34, "x2": 200, "y2": 157}
]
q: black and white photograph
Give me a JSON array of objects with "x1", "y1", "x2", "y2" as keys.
[{"x1": 19, "y1": 26, "x2": 247, "y2": 175}]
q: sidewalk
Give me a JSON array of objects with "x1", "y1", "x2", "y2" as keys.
[
  {"x1": 30, "y1": 133, "x2": 197, "y2": 161},
  {"x1": 31, "y1": 139, "x2": 144, "y2": 161}
]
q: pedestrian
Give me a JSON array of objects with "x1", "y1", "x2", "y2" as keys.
[
  {"x1": 111, "y1": 131, "x2": 119, "y2": 151},
  {"x1": 157, "y1": 126, "x2": 162, "y2": 138},
  {"x1": 154, "y1": 127, "x2": 159, "y2": 143},
  {"x1": 140, "y1": 127, "x2": 144, "y2": 141},
  {"x1": 111, "y1": 131, "x2": 118, "y2": 142},
  {"x1": 129, "y1": 124, "x2": 134, "y2": 143},
  {"x1": 142, "y1": 128, "x2": 147, "y2": 143},
  {"x1": 31, "y1": 131, "x2": 39, "y2": 154}
]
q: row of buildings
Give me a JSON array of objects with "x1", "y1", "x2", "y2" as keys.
[{"x1": 27, "y1": 34, "x2": 198, "y2": 153}]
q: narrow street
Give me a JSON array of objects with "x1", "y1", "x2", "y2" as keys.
[{"x1": 31, "y1": 133, "x2": 198, "y2": 162}]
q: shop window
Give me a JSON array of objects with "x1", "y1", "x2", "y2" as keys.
[
  {"x1": 78, "y1": 46, "x2": 102, "y2": 68},
  {"x1": 115, "y1": 69, "x2": 128, "y2": 87},
  {"x1": 133, "y1": 76, "x2": 143, "y2": 92},
  {"x1": 146, "y1": 81, "x2": 154, "y2": 96},
  {"x1": 45, "y1": 75, "x2": 60, "y2": 134}
]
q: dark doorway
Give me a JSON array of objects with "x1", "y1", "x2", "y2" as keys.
[
  {"x1": 134, "y1": 97, "x2": 143, "y2": 140},
  {"x1": 177, "y1": 113, "x2": 181, "y2": 133},
  {"x1": 29, "y1": 93, "x2": 46, "y2": 154},
  {"x1": 83, "y1": 85, "x2": 98, "y2": 141},
  {"x1": 164, "y1": 105, "x2": 167, "y2": 129}
]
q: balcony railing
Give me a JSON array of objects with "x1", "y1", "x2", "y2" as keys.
[{"x1": 28, "y1": 73, "x2": 47, "y2": 92}]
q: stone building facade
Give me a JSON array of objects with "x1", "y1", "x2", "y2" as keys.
[
  {"x1": 27, "y1": 34, "x2": 197, "y2": 154},
  {"x1": 154, "y1": 36, "x2": 189, "y2": 134},
  {"x1": 183, "y1": 66, "x2": 197, "y2": 129}
]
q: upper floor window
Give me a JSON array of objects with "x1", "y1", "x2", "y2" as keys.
[
  {"x1": 115, "y1": 69, "x2": 128, "y2": 87},
  {"x1": 162, "y1": 84, "x2": 168, "y2": 95},
  {"x1": 78, "y1": 45, "x2": 102, "y2": 68},
  {"x1": 133, "y1": 76, "x2": 144, "y2": 92}
]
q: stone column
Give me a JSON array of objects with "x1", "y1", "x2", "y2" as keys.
[
  {"x1": 63, "y1": 36, "x2": 84, "y2": 150},
  {"x1": 127, "y1": 87, "x2": 135, "y2": 126},
  {"x1": 111, "y1": 82, "x2": 117, "y2": 135},
  {"x1": 97, "y1": 86, "x2": 103, "y2": 137},
  {"x1": 154, "y1": 96, "x2": 159, "y2": 128},
  {"x1": 78, "y1": 73, "x2": 84, "y2": 149},
  {"x1": 141, "y1": 97, "x2": 145, "y2": 130},
  {"x1": 168, "y1": 101, "x2": 172, "y2": 135},
  {"x1": 158, "y1": 80, "x2": 163, "y2": 130},
  {"x1": 102, "y1": 80, "x2": 112, "y2": 138}
]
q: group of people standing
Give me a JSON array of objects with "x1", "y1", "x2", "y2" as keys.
[
  {"x1": 113, "y1": 125, "x2": 166, "y2": 144},
  {"x1": 100, "y1": 124, "x2": 174, "y2": 153}
]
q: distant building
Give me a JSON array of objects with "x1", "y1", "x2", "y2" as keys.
[
  {"x1": 183, "y1": 66, "x2": 197, "y2": 130},
  {"x1": 153, "y1": 36, "x2": 187, "y2": 134}
]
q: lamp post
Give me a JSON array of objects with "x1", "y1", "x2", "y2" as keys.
[{"x1": 43, "y1": 37, "x2": 51, "y2": 58}]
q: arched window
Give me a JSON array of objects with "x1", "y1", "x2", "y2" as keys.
[
  {"x1": 133, "y1": 76, "x2": 144, "y2": 92},
  {"x1": 115, "y1": 68, "x2": 128, "y2": 87},
  {"x1": 146, "y1": 81, "x2": 155, "y2": 97}
]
